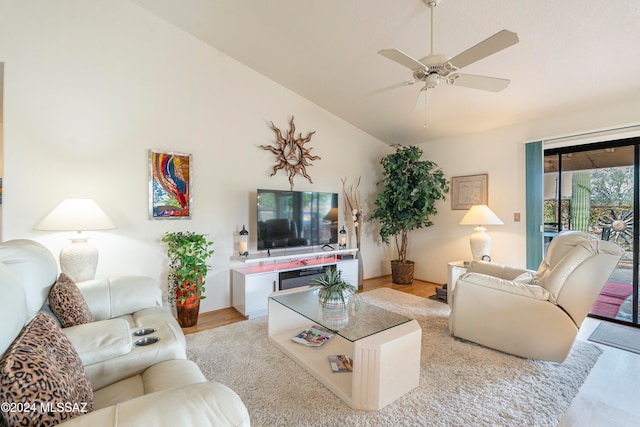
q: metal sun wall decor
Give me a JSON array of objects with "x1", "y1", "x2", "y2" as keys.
[
  {"x1": 260, "y1": 116, "x2": 320, "y2": 190},
  {"x1": 149, "y1": 149, "x2": 192, "y2": 219}
]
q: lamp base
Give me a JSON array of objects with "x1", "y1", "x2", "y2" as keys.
[
  {"x1": 469, "y1": 226, "x2": 492, "y2": 260},
  {"x1": 60, "y1": 236, "x2": 98, "y2": 282}
]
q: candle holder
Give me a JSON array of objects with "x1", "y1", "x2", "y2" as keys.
[
  {"x1": 339, "y1": 226, "x2": 347, "y2": 249},
  {"x1": 239, "y1": 225, "x2": 249, "y2": 257}
]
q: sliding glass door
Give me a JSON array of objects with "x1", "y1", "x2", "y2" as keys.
[{"x1": 544, "y1": 138, "x2": 639, "y2": 326}]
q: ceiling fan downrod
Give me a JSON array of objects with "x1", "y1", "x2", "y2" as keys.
[{"x1": 424, "y1": 0, "x2": 441, "y2": 56}]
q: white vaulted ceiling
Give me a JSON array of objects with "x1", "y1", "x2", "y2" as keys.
[{"x1": 130, "y1": 0, "x2": 640, "y2": 145}]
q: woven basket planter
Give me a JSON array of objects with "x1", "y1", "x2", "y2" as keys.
[{"x1": 391, "y1": 260, "x2": 415, "y2": 285}]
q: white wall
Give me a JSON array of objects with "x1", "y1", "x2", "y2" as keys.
[
  {"x1": 0, "y1": 0, "x2": 390, "y2": 312},
  {"x1": 412, "y1": 96, "x2": 640, "y2": 284},
  {"x1": 0, "y1": 120, "x2": 3, "y2": 242}
]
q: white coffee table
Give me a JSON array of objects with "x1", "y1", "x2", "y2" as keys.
[{"x1": 268, "y1": 287, "x2": 421, "y2": 410}]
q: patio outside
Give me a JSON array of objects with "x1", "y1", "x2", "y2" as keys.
[{"x1": 544, "y1": 161, "x2": 637, "y2": 323}]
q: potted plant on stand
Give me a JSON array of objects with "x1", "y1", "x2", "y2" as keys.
[
  {"x1": 370, "y1": 145, "x2": 449, "y2": 284},
  {"x1": 162, "y1": 231, "x2": 214, "y2": 327}
]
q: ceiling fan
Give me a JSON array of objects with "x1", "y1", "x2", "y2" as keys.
[{"x1": 378, "y1": 0, "x2": 519, "y2": 114}]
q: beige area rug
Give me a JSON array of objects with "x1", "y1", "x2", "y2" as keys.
[{"x1": 186, "y1": 289, "x2": 601, "y2": 427}]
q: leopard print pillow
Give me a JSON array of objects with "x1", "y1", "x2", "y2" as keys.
[
  {"x1": 48, "y1": 273, "x2": 93, "y2": 327},
  {"x1": 0, "y1": 313, "x2": 94, "y2": 427}
]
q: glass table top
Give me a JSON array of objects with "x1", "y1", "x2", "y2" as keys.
[{"x1": 269, "y1": 288, "x2": 413, "y2": 342}]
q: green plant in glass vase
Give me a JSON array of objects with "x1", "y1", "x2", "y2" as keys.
[
  {"x1": 162, "y1": 231, "x2": 214, "y2": 327},
  {"x1": 311, "y1": 268, "x2": 359, "y2": 308},
  {"x1": 370, "y1": 145, "x2": 449, "y2": 284}
]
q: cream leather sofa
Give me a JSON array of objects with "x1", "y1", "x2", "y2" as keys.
[
  {"x1": 0, "y1": 239, "x2": 249, "y2": 426},
  {"x1": 449, "y1": 231, "x2": 624, "y2": 362}
]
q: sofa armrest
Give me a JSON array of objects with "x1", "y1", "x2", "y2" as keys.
[
  {"x1": 458, "y1": 272, "x2": 550, "y2": 301},
  {"x1": 60, "y1": 382, "x2": 250, "y2": 427},
  {"x1": 76, "y1": 277, "x2": 162, "y2": 321},
  {"x1": 64, "y1": 318, "x2": 132, "y2": 366},
  {"x1": 466, "y1": 260, "x2": 535, "y2": 281}
]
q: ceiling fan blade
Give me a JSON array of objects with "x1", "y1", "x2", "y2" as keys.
[
  {"x1": 378, "y1": 48, "x2": 426, "y2": 71},
  {"x1": 368, "y1": 80, "x2": 417, "y2": 96},
  {"x1": 450, "y1": 73, "x2": 511, "y2": 92},
  {"x1": 448, "y1": 30, "x2": 519, "y2": 70},
  {"x1": 414, "y1": 87, "x2": 434, "y2": 112}
]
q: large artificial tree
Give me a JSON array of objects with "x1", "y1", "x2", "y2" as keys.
[{"x1": 370, "y1": 145, "x2": 449, "y2": 284}]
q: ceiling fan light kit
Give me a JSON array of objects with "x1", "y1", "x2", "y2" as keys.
[{"x1": 378, "y1": 0, "x2": 519, "y2": 125}]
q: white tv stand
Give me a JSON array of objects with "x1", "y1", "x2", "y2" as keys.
[{"x1": 231, "y1": 248, "x2": 359, "y2": 319}]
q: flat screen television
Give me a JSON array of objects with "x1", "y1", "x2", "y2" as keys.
[{"x1": 257, "y1": 189, "x2": 339, "y2": 251}]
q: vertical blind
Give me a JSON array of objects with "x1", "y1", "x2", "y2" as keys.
[{"x1": 525, "y1": 141, "x2": 543, "y2": 269}]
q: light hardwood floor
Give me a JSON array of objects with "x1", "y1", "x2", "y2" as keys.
[{"x1": 184, "y1": 276, "x2": 640, "y2": 426}]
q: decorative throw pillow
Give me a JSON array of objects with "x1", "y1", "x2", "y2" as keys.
[
  {"x1": 48, "y1": 273, "x2": 93, "y2": 327},
  {"x1": 0, "y1": 313, "x2": 94, "y2": 427}
]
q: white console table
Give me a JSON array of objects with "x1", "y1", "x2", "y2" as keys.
[{"x1": 232, "y1": 248, "x2": 359, "y2": 318}]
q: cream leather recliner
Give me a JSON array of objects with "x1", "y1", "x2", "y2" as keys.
[{"x1": 448, "y1": 231, "x2": 625, "y2": 362}]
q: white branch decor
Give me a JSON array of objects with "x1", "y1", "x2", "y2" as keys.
[{"x1": 341, "y1": 176, "x2": 363, "y2": 249}]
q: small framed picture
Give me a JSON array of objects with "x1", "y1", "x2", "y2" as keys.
[
  {"x1": 149, "y1": 150, "x2": 192, "y2": 219},
  {"x1": 451, "y1": 174, "x2": 488, "y2": 210}
]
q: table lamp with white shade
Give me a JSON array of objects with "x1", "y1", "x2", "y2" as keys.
[
  {"x1": 35, "y1": 198, "x2": 116, "y2": 282},
  {"x1": 459, "y1": 204, "x2": 503, "y2": 260}
]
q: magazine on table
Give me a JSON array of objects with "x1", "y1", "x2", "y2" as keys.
[
  {"x1": 292, "y1": 325, "x2": 334, "y2": 347},
  {"x1": 328, "y1": 354, "x2": 353, "y2": 372}
]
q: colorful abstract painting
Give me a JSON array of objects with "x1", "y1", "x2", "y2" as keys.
[{"x1": 149, "y1": 150, "x2": 192, "y2": 219}]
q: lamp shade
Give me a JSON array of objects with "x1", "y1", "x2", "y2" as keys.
[
  {"x1": 35, "y1": 199, "x2": 116, "y2": 231},
  {"x1": 324, "y1": 207, "x2": 339, "y2": 222},
  {"x1": 459, "y1": 205, "x2": 504, "y2": 226}
]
